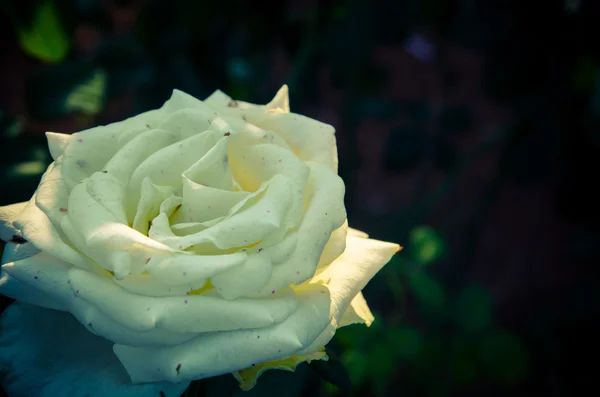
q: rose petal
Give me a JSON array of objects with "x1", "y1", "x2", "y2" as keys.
[
  {"x1": 45, "y1": 132, "x2": 71, "y2": 160},
  {"x1": 113, "y1": 284, "x2": 331, "y2": 383},
  {"x1": 314, "y1": 235, "x2": 399, "y2": 325},
  {"x1": 339, "y1": 291, "x2": 375, "y2": 327},
  {"x1": 132, "y1": 178, "x2": 176, "y2": 234},
  {"x1": 182, "y1": 136, "x2": 233, "y2": 191},
  {"x1": 68, "y1": 268, "x2": 299, "y2": 333},
  {"x1": 171, "y1": 177, "x2": 249, "y2": 225},
  {"x1": 211, "y1": 252, "x2": 273, "y2": 300},
  {"x1": 209, "y1": 86, "x2": 337, "y2": 171},
  {"x1": 0, "y1": 202, "x2": 27, "y2": 242},
  {"x1": 0, "y1": 303, "x2": 189, "y2": 397},
  {"x1": 13, "y1": 200, "x2": 98, "y2": 272},
  {"x1": 251, "y1": 162, "x2": 346, "y2": 296},
  {"x1": 151, "y1": 174, "x2": 295, "y2": 251},
  {"x1": 1, "y1": 242, "x2": 65, "y2": 311}
]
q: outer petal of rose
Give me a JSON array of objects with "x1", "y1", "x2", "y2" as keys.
[
  {"x1": 292, "y1": 235, "x2": 400, "y2": 357},
  {"x1": 317, "y1": 220, "x2": 348, "y2": 269},
  {"x1": 0, "y1": 202, "x2": 27, "y2": 242},
  {"x1": 339, "y1": 291, "x2": 375, "y2": 327},
  {"x1": 0, "y1": 303, "x2": 189, "y2": 397},
  {"x1": 113, "y1": 284, "x2": 332, "y2": 384},
  {"x1": 68, "y1": 268, "x2": 299, "y2": 333},
  {"x1": 315, "y1": 235, "x2": 399, "y2": 325},
  {"x1": 2, "y1": 251, "x2": 200, "y2": 346},
  {"x1": 0, "y1": 242, "x2": 66, "y2": 311},
  {"x1": 46, "y1": 132, "x2": 71, "y2": 160},
  {"x1": 234, "y1": 350, "x2": 326, "y2": 391},
  {"x1": 13, "y1": 199, "x2": 98, "y2": 272},
  {"x1": 1, "y1": 241, "x2": 40, "y2": 263},
  {"x1": 1, "y1": 252, "x2": 297, "y2": 345}
]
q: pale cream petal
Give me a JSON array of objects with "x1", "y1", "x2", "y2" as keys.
[
  {"x1": 151, "y1": 174, "x2": 295, "y2": 251},
  {"x1": 126, "y1": 130, "x2": 222, "y2": 207},
  {"x1": 0, "y1": 202, "x2": 27, "y2": 242},
  {"x1": 182, "y1": 136, "x2": 233, "y2": 191},
  {"x1": 234, "y1": 350, "x2": 327, "y2": 391},
  {"x1": 211, "y1": 252, "x2": 273, "y2": 300},
  {"x1": 45, "y1": 132, "x2": 71, "y2": 160},
  {"x1": 313, "y1": 235, "x2": 400, "y2": 326},
  {"x1": 251, "y1": 163, "x2": 346, "y2": 296},
  {"x1": 171, "y1": 177, "x2": 249, "y2": 224},
  {"x1": 317, "y1": 220, "x2": 348, "y2": 269},
  {"x1": 132, "y1": 178, "x2": 176, "y2": 234},
  {"x1": 339, "y1": 292, "x2": 375, "y2": 327},
  {"x1": 144, "y1": 251, "x2": 247, "y2": 286},
  {"x1": 68, "y1": 268, "x2": 299, "y2": 333},
  {"x1": 264, "y1": 85, "x2": 290, "y2": 113},
  {"x1": 13, "y1": 200, "x2": 97, "y2": 271},
  {"x1": 229, "y1": 104, "x2": 337, "y2": 171},
  {"x1": 348, "y1": 227, "x2": 369, "y2": 238},
  {"x1": 113, "y1": 284, "x2": 331, "y2": 383}
]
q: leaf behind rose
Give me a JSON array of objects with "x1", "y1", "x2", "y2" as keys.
[{"x1": 308, "y1": 352, "x2": 353, "y2": 394}]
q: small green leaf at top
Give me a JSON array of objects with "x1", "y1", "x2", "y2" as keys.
[
  {"x1": 454, "y1": 285, "x2": 493, "y2": 333},
  {"x1": 409, "y1": 226, "x2": 446, "y2": 266},
  {"x1": 17, "y1": 1, "x2": 70, "y2": 63}
]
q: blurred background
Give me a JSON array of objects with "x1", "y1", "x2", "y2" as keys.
[{"x1": 0, "y1": 0, "x2": 598, "y2": 396}]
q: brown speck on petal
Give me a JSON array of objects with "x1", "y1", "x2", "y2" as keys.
[
  {"x1": 224, "y1": 132, "x2": 231, "y2": 136},
  {"x1": 145, "y1": 257, "x2": 151, "y2": 264},
  {"x1": 175, "y1": 204, "x2": 182, "y2": 211},
  {"x1": 258, "y1": 248, "x2": 263, "y2": 253},
  {"x1": 184, "y1": 300, "x2": 188, "y2": 304},
  {"x1": 77, "y1": 138, "x2": 83, "y2": 143},
  {"x1": 227, "y1": 100, "x2": 238, "y2": 108},
  {"x1": 76, "y1": 160, "x2": 85, "y2": 168},
  {"x1": 59, "y1": 208, "x2": 68, "y2": 213},
  {"x1": 176, "y1": 363, "x2": 182, "y2": 374},
  {"x1": 34, "y1": 276, "x2": 38, "y2": 280},
  {"x1": 271, "y1": 290, "x2": 275, "y2": 294}
]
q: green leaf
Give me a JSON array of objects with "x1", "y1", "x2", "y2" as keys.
[
  {"x1": 17, "y1": 1, "x2": 70, "y2": 63},
  {"x1": 454, "y1": 285, "x2": 493, "y2": 333},
  {"x1": 365, "y1": 344, "x2": 395, "y2": 396},
  {"x1": 388, "y1": 326, "x2": 424, "y2": 360},
  {"x1": 408, "y1": 272, "x2": 446, "y2": 310},
  {"x1": 340, "y1": 349, "x2": 369, "y2": 387},
  {"x1": 309, "y1": 354, "x2": 353, "y2": 394},
  {"x1": 409, "y1": 226, "x2": 446, "y2": 266},
  {"x1": 478, "y1": 330, "x2": 529, "y2": 384},
  {"x1": 449, "y1": 338, "x2": 479, "y2": 386}
]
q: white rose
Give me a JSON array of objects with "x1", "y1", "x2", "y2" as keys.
[{"x1": 0, "y1": 85, "x2": 400, "y2": 397}]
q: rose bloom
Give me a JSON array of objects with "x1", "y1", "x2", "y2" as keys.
[{"x1": 0, "y1": 86, "x2": 399, "y2": 396}]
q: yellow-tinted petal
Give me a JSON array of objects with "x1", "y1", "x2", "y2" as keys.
[{"x1": 233, "y1": 349, "x2": 327, "y2": 391}]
